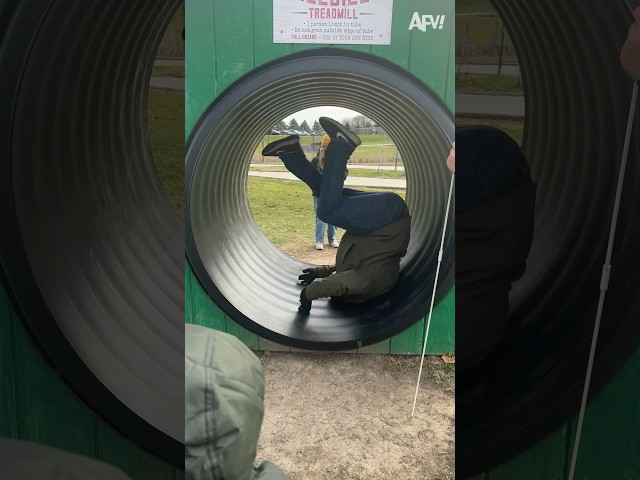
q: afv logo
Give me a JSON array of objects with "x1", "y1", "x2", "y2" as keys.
[{"x1": 408, "y1": 12, "x2": 446, "y2": 31}]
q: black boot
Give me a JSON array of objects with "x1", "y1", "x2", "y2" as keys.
[
  {"x1": 261, "y1": 135, "x2": 301, "y2": 156},
  {"x1": 319, "y1": 117, "x2": 361, "y2": 149},
  {"x1": 298, "y1": 288, "x2": 312, "y2": 314}
]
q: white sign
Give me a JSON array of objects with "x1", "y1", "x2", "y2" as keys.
[{"x1": 273, "y1": 0, "x2": 394, "y2": 45}]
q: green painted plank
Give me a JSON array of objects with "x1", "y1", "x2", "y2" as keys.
[
  {"x1": 186, "y1": 267, "x2": 226, "y2": 331},
  {"x1": 357, "y1": 339, "x2": 391, "y2": 354},
  {"x1": 568, "y1": 345, "x2": 640, "y2": 479},
  {"x1": 291, "y1": 42, "x2": 328, "y2": 53},
  {"x1": 487, "y1": 347, "x2": 640, "y2": 479},
  {"x1": 185, "y1": 268, "x2": 259, "y2": 347},
  {"x1": 184, "y1": 261, "x2": 193, "y2": 324},
  {"x1": 12, "y1": 316, "x2": 96, "y2": 457},
  {"x1": 225, "y1": 319, "x2": 260, "y2": 350},
  {"x1": 253, "y1": 0, "x2": 293, "y2": 65},
  {"x1": 185, "y1": 0, "x2": 215, "y2": 136},
  {"x1": 257, "y1": 337, "x2": 291, "y2": 352},
  {"x1": 0, "y1": 287, "x2": 18, "y2": 437},
  {"x1": 487, "y1": 424, "x2": 569, "y2": 480},
  {"x1": 213, "y1": 0, "x2": 255, "y2": 93},
  {"x1": 371, "y1": 0, "x2": 413, "y2": 69},
  {"x1": 327, "y1": 44, "x2": 373, "y2": 54},
  {"x1": 408, "y1": 0, "x2": 454, "y2": 111},
  {"x1": 389, "y1": 318, "x2": 425, "y2": 354},
  {"x1": 97, "y1": 422, "x2": 174, "y2": 480},
  {"x1": 390, "y1": 288, "x2": 455, "y2": 354},
  {"x1": 425, "y1": 288, "x2": 455, "y2": 354}
]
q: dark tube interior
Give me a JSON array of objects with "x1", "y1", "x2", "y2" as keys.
[
  {"x1": 457, "y1": 1, "x2": 640, "y2": 476},
  {"x1": 0, "y1": 0, "x2": 184, "y2": 466},
  {"x1": 186, "y1": 49, "x2": 455, "y2": 350}
]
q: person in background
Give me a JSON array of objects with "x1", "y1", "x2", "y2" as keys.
[
  {"x1": 310, "y1": 134, "x2": 341, "y2": 250},
  {"x1": 621, "y1": 7, "x2": 640, "y2": 81},
  {"x1": 261, "y1": 117, "x2": 410, "y2": 314}
]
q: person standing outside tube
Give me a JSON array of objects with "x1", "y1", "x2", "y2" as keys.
[{"x1": 310, "y1": 134, "x2": 343, "y2": 250}]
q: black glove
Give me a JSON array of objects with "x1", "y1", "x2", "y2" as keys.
[
  {"x1": 298, "y1": 267, "x2": 319, "y2": 285},
  {"x1": 299, "y1": 288, "x2": 312, "y2": 314}
]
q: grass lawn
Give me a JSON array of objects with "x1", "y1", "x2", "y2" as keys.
[
  {"x1": 148, "y1": 88, "x2": 184, "y2": 216},
  {"x1": 456, "y1": 115, "x2": 525, "y2": 145},
  {"x1": 151, "y1": 65, "x2": 184, "y2": 77},
  {"x1": 456, "y1": 9, "x2": 518, "y2": 65},
  {"x1": 253, "y1": 134, "x2": 401, "y2": 163},
  {"x1": 250, "y1": 165, "x2": 405, "y2": 179},
  {"x1": 456, "y1": 73, "x2": 523, "y2": 95},
  {"x1": 248, "y1": 177, "x2": 405, "y2": 249}
]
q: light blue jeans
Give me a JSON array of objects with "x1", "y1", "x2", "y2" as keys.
[{"x1": 313, "y1": 195, "x2": 337, "y2": 244}]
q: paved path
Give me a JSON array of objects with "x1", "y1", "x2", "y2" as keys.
[
  {"x1": 149, "y1": 76, "x2": 184, "y2": 90},
  {"x1": 455, "y1": 63, "x2": 520, "y2": 76},
  {"x1": 248, "y1": 171, "x2": 406, "y2": 189},
  {"x1": 456, "y1": 93, "x2": 524, "y2": 117},
  {"x1": 154, "y1": 58, "x2": 185, "y2": 66},
  {"x1": 251, "y1": 163, "x2": 405, "y2": 171}
]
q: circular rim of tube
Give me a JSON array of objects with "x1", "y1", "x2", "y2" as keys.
[{"x1": 186, "y1": 48, "x2": 455, "y2": 350}]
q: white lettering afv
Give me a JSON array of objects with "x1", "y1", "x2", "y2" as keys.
[{"x1": 408, "y1": 12, "x2": 445, "y2": 31}]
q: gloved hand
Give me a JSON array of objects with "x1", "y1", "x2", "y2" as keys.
[
  {"x1": 299, "y1": 288, "x2": 312, "y2": 314},
  {"x1": 298, "y1": 267, "x2": 320, "y2": 285}
]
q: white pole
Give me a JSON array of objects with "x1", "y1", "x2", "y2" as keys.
[
  {"x1": 412, "y1": 173, "x2": 455, "y2": 417},
  {"x1": 567, "y1": 82, "x2": 638, "y2": 480}
]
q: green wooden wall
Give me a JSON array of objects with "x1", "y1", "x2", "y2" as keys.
[
  {"x1": 185, "y1": 0, "x2": 455, "y2": 354},
  {"x1": 468, "y1": 344, "x2": 640, "y2": 479},
  {"x1": 0, "y1": 287, "x2": 182, "y2": 479}
]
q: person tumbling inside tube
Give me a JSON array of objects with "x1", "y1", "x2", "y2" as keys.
[{"x1": 261, "y1": 117, "x2": 411, "y2": 314}]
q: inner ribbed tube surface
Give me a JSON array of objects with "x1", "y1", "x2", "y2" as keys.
[
  {"x1": 186, "y1": 49, "x2": 454, "y2": 350},
  {"x1": 0, "y1": 0, "x2": 183, "y2": 465},
  {"x1": 457, "y1": 0, "x2": 640, "y2": 476}
]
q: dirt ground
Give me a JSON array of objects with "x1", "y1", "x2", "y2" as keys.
[
  {"x1": 255, "y1": 353, "x2": 455, "y2": 480},
  {"x1": 259, "y1": 244, "x2": 455, "y2": 479},
  {"x1": 279, "y1": 242, "x2": 341, "y2": 265}
]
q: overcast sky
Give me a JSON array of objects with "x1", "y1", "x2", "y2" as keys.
[{"x1": 283, "y1": 106, "x2": 362, "y2": 127}]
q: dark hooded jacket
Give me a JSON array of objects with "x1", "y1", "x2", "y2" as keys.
[
  {"x1": 455, "y1": 126, "x2": 536, "y2": 371},
  {"x1": 304, "y1": 213, "x2": 411, "y2": 302}
]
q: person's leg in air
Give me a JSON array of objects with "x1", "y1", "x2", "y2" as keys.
[
  {"x1": 261, "y1": 130, "x2": 405, "y2": 234},
  {"x1": 317, "y1": 117, "x2": 407, "y2": 235},
  {"x1": 261, "y1": 135, "x2": 322, "y2": 196}
]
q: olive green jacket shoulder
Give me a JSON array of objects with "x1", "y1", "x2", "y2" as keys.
[
  {"x1": 185, "y1": 325, "x2": 290, "y2": 480},
  {"x1": 305, "y1": 214, "x2": 411, "y2": 302}
]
